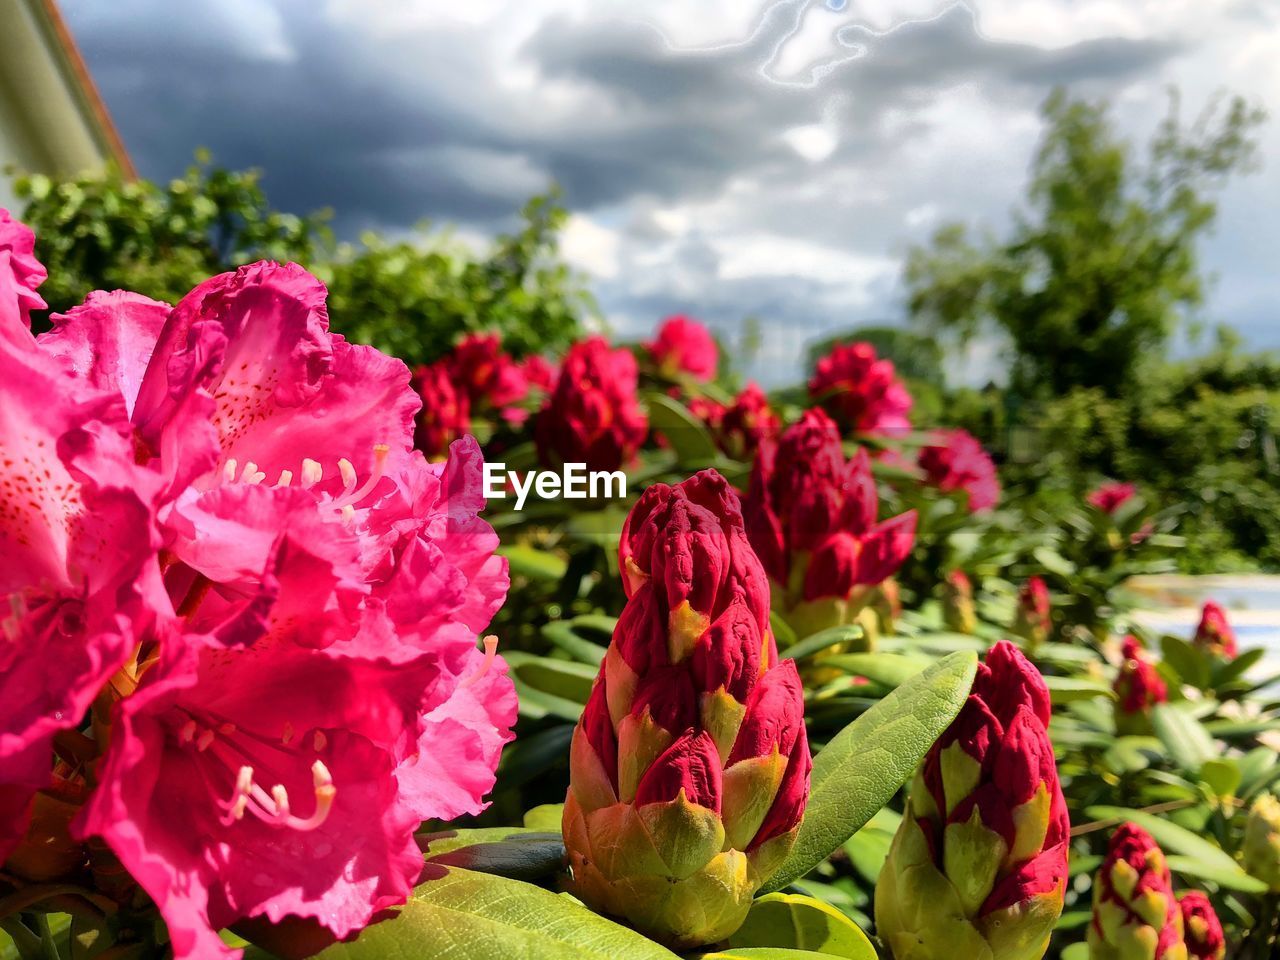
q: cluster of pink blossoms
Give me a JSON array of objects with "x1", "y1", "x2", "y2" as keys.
[
  {"x1": 411, "y1": 332, "x2": 556, "y2": 459},
  {"x1": 0, "y1": 211, "x2": 515, "y2": 959},
  {"x1": 917, "y1": 428, "x2": 1001, "y2": 513},
  {"x1": 645, "y1": 314, "x2": 718, "y2": 381},
  {"x1": 807, "y1": 341, "x2": 912, "y2": 436}
]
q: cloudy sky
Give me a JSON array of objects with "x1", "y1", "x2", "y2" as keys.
[{"x1": 64, "y1": 0, "x2": 1279, "y2": 384}]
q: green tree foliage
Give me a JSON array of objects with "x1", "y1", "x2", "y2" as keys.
[
  {"x1": 906, "y1": 89, "x2": 1264, "y2": 398},
  {"x1": 11, "y1": 155, "x2": 591, "y2": 363},
  {"x1": 320, "y1": 192, "x2": 595, "y2": 366},
  {"x1": 12, "y1": 152, "x2": 327, "y2": 316}
]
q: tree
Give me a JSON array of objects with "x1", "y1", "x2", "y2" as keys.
[
  {"x1": 905, "y1": 89, "x2": 1264, "y2": 398},
  {"x1": 11, "y1": 155, "x2": 591, "y2": 363}
]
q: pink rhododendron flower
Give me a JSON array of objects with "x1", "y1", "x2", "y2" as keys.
[
  {"x1": 687, "y1": 383, "x2": 779, "y2": 461},
  {"x1": 745, "y1": 408, "x2": 916, "y2": 637},
  {"x1": 918, "y1": 429, "x2": 1001, "y2": 513},
  {"x1": 0, "y1": 209, "x2": 48, "y2": 344},
  {"x1": 646, "y1": 314, "x2": 718, "y2": 381},
  {"x1": 0, "y1": 220, "x2": 165, "y2": 865},
  {"x1": 1088, "y1": 481, "x2": 1136, "y2": 515},
  {"x1": 1193, "y1": 601, "x2": 1237, "y2": 659},
  {"x1": 535, "y1": 336, "x2": 647, "y2": 472},
  {"x1": 520, "y1": 353, "x2": 557, "y2": 392},
  {"x1": 449, "y1": 333, "x2": 527, "y2": 408},
  {"x1": 0, "y1": 228, "x2": 515, "y2": 958},
  {"x1": 1013, "y1": 575, "x2": 1052, "y2": 652},
  {"x1": 807, "y1": 341, "x2": 912, "y2": 435},
  {"x1": 411, "y1": 361, "x2": 470, "y2": 461}
]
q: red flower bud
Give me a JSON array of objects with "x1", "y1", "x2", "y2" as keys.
[
  {"x1": 1179, "y1": 891, "x2": 1225, "y2": 960},
  {"x1": 1193, "y1": 602, "x2": 1237, "y2": 660},
  {"x1": 566, "y1": 470, "x2": 810, "y2": 948},
  {"x1": 1090, "y1": 823, "x2": 1185, "y2": 959},
  {"x1": 918, "y1": 429, "x2": 1000, "y2": 513},
  {"x1": 635, "y1": 730, "x2": 723, "y2": 811},
  {"x1": 877, "y1": 642, "x2": 1067, "y2": 958},
  {"x1": 1114, "y1": 636, "x2": 1168, "y2": 717},
  {"x1": 808, "y1": 341, "x2": 912, "y2": 435},
  {"x1": 1088, "y1": 481, "x2": 1136, "y2": 515},
  {"x1": 646, "y1": 315, "x2": 718, "y2": 381},
  {"x1": 1013, "y1": 576, "x2": 1052, "y2": 651},
  {"x1": 745, "y1": 411, "x2": 915, "y2": 633},
  {"x1": 535, "y1": 336, "x2": 647, "y2": 472}
]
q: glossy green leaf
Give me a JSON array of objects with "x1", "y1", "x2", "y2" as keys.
[
  {"x1": 1044, "y1": 675, "x2": 1115, "y2": 705},
  {"x1": 316, "y1": 868, "x2": 679, "y2": 960},
  {"x1": 1160, "y1": 635, "x2": 1211, "y2": 689},
  {"x1": 726, "y1": 894, "x2": 875, "y2": 959},
  {"x1": 700, "y1": 951, "x2": 860, "y2": 960},
  {"x1": 423, "y1": 830, "x2": 566, "y2": 883},
  {"x1": 645, "y1": 393, "x2": 720, "y2": 466},
  {"x1": 523, "y1": 803, "x2": 566, "y2": 831},
  {"x1": 762, "y1": 651, "x2": 977, "y2": 892},
  {"x1": 498, "y1": 544, "x2": 568, "y2": 582},
  {"x1": 820, "y1": 653, "x2": 931, "y2": 689},
  {"x1": 508, "y1": 654, "x2": 597, "y2": 704},
  {"x1": 778, "y1": 626, "x2": 863, "y2": 662},
  {"x1": 540, "y1": 621, "x2": 607, "y2": 666},
  {"x1": 495, "y1": 724, "x2": 573, "y2": 789},
  {"x1": 1164, "y1": 855, "x2": 1268, "y2": 893},
  {"x1": 1083, "y1": 806, "x2": 1245, "y2": 877},
  {"x1": 1150, "y1": 703, "x2": 1217, "y2": 772}
]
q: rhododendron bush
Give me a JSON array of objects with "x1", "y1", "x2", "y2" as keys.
[{"x1": 4, "y1": 209, "x2": 1280, "y2": 960}]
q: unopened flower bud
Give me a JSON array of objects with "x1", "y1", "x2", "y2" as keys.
[
  {"x1": 942, "y1": 570, "x2": 977, "y2": 634},
  {"x1": 876, "y1": 642, "x2": 1068, "y2": 959},
  {"x1": 1243, "y1": 794, "x2": 1280, "y2": 892},
  {"x1": 565, "y1": 470, "x2": 811, "y2": 948},
  {"x1": 1192, "y1": 602, "x2": 1237, "y2": 660},
  {"x1": 1088, "y1": 823, "x2": 1187, "y2": 960},
  {"x1": 1013, "y1": 576, "x2": 1052, "y2": 654},
  {"x1": 1114, "y1": 637, "x2": 1168, "y2": 735},
  {"x1": 1177, "y1": 892, "x2": 1224, "y2": 960},
  {"x1": 745, "y1": 409, "x2": 915, "y2": 640}
]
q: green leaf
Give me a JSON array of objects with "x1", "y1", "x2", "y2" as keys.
[
  {"x1": 422, "y1": 830, "x2": 566, "y2": 883},
  {"x1": 507, "y1": 654, "x2": 597, "y2": 704},
  {"x1": 1212, "y1": 648, "x2": 1266, "y2": 687},
  {"x1": 1198, "y1": 759, "x2": 1242, "y2": 799},
  {"x1": 727, "y1": 894, "x2": 875, "y2": 959},
  {"x1": 495, "y1": 725, "x2": 573, "y2": 789},
  {"x1": 700, "y1": 950, "x2": 861, "y2": 960},
  {"x1": 1044, "y1": 675, "x2": 1115, "y2": 705},
  {"x1": 316, "y1": 868, "x2": 679, "y2": 960},
  {"x1": 762, "y1": 651, "x2": 977, "y2": 893},
  {"x1": 770, "y1": 612, "x2": 798, "y2": 651},
  {"x1": 523, "y1": 803, "x2": 566, "y2": 831},
  {"x1": 540, "y1": 621, "x2": 607, "y2": 667},
  {"x1": 778, "y1": 626, "x2": 862, "y2": 662},
  {"x1": 820, "y1": 653, "x2": 931, "y2": 690},
  {"x1": 499, "y1": 544, "x2": 568, "y2": 582},
  {"x1": 645, "y1": 393, "x2": 720, "y2": 466},
  {"x1": 1160, "y1": 635, "x2": 1211, "y2": 689},
  {"x1": 1150, "y1": 703, "x2": 1217, "y2": 772},
  {"x1": 1083, "y1": 806, "x2": 1246, "y2": 878},
  {"x1": 1164, "y1": 855, "x2": 1268, "y2": 893}
]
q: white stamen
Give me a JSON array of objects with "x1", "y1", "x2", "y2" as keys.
[
  {"x1": 271, "y1": 785, "x2": 291, "y2": 818},
  {"x1": 340, "y1": 504, "x2": 356, "y2": 523},
  {"x1": 276, "y1": 469, "x2": 293, "y2": 488},
  {"x1": 337, "y1": 458, "x2": 357, "y2": 494},
  {"x1": 222, "y1": 459, "x2": 238, "y2": 483},
  {"x1": 301, "y1": 459, "x2": 323, "y2": 488},
  {"x1": 242, "y1": 462, "x2": 266, "y2": 485},
  {"x1": 313, "y1": 730, "x2": 328, "y2": 752}
]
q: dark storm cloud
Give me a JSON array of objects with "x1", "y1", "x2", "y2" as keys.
[{"x1": 66, "y1": 0, "x2": 1178, "y2": 233}]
